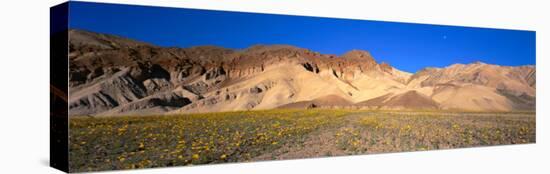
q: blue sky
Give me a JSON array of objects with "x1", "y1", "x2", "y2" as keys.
[{"x1": 67, "y1": 1, "x2": 535, "y2": 73}]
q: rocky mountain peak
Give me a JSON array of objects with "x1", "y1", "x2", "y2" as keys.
[
  {"x1": 341, "y1": 50, "x2": 375, "y2": 62},
  {"x1": 472, "y1": 61, "x2": 487, "y2": 65},
  {"x1": 244, "y1": 44, "x2": 305, "y2": 55},
  {"x1": 379, "y1": 62, "x2": 393, "y2": 73},
  {"x1": 68, "y1": 29, "x2": 151, "y2": 50}
]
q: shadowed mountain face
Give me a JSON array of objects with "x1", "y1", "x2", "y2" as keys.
[{"x1": 67, "y1": 29, "x2": 535, "y2": 116}]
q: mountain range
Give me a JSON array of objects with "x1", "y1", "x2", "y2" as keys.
[{"x1": 67, "y1": 29, "x2": 536, "y2": 116}]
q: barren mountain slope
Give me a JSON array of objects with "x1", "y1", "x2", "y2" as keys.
[
  {"x1": 355, "y1": 90, "x2": 440, "y2": 110},
  {"x1": 408, "y1": 62, "x2": 536, "y2": 111},
  {"x1": 67, "y1": 30, "x2": 535, "y2": 116}
]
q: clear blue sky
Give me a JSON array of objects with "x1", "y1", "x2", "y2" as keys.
[{"x1": 67, "y1": 1, "x2": 535, "y2": 73}]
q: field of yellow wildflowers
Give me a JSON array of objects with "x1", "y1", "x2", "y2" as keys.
[{"x1": 69, "y1": 109, "x2": 535, "y2": 172}]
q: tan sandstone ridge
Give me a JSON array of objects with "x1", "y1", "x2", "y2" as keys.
[{"x1": 66, "y1": 29, "x2": 536, "y2": 116}]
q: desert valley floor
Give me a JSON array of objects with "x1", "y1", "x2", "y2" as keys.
[{"x1": 69, "y1": 109, "x2": 535, "y2": 172}]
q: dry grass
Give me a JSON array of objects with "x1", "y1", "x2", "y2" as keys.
[
  {"x1": 69, "y1": 109, "x2": 348, "y2": 172},
  {"x1": 337, "y1": 111, "x2": 535, "y2": 154},
  {"x1": 69, "y1": 109, "x2": 535, "y2": 172}
]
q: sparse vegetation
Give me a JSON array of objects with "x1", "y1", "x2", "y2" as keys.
[
  {"x1": 69, "y1": 109, "x2": 535, "y2": 172},
  {"x1": 338, "y1": 111, "x2": 535, "y2": 154}
]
